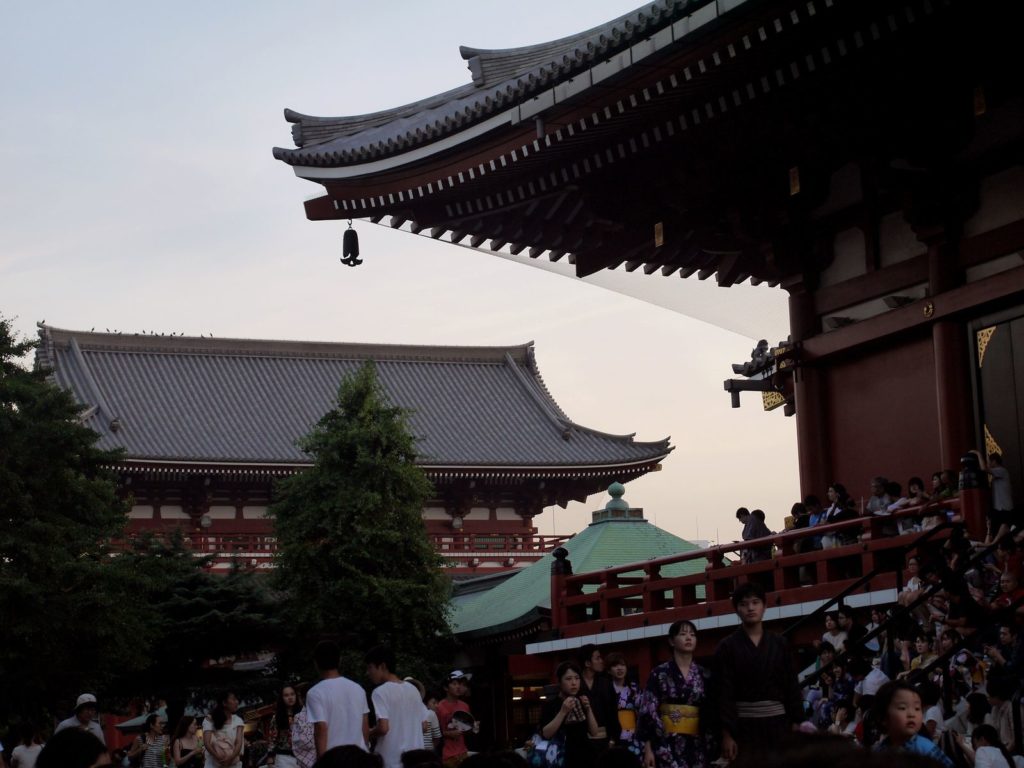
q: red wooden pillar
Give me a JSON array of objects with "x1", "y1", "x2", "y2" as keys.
[
  {"x1": 550, "y1": 547, "x2": 572, "y2": 630},
  {"x1": 788, "y1": 285, "x2": 829, "y2": 497},
  {"x1": 927, "y1": 236, "x2": 973, "y2": 470}
]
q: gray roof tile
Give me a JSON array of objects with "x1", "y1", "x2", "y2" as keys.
[
  {"x1": 36, "y1": 326, "x2": 671, "y2": 469},
  {"x1": 273, "y1": 0, "x2": 714, "y2": 167}
]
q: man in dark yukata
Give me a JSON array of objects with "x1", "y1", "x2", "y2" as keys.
[{"x1": 713, "y1": 582, "x2": 803, "y2": 762}]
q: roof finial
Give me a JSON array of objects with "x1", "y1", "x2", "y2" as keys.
[{"x1": 605, "y1": 481, "x2": 628, "y2": 514}]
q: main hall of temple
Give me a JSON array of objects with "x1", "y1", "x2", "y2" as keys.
[
  {"x1": 37, "y1": 325, "x2": 670, "y2": 575},
  {"x1": 271, "y1": 0, "x2": 1022, "y2": 746}
]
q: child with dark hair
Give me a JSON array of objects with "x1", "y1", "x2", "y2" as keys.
[
  {"x1": 871, "y1": 681, "x2": 953, "y2": 767},
  {"x1": 36, "y1": 729, "x2": 109, "y2": 768}
]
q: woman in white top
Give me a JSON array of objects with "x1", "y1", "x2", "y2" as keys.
[
  {"x1": 203, "y1": 691, "x2": 245, "y2": 768},
  {"x1": 10, "y1": 723, "x2": 43, "y2": 768}
]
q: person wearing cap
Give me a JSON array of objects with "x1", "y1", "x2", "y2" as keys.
[
  {"x1": 436, "y1": 670, "x2": 475, "y2": 766},
  {"x1": 54, "y1": 693, "x2": 107, "y2": 746}
]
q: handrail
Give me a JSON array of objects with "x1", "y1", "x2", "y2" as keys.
[
  {"x1": 427, "y1": 532, "x2": 572, "y2": 552},
  {"x1": 562, "y1": 499, "x2": 959, "y2": 587},
  {"x1": 781, "y1": 518, "x2": 960, "y2": 640},
  {"x1": 550, "y1": 500, "x2": 961, "y2": 635},
  {"x1": 801, "y1": 529, "x2": 1010, "y2": 691}
]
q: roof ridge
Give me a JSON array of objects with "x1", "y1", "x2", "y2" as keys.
[
  {"x1": 458, "y1": 0, "x2": 680, "y2": 87},
  {"x1": 66, "y1": 337, "x2": 119, "y2": 427},
  {"x1": 274, "y1": 0, "x2": 714, "y2": 167},
  {"x1": 517, "y1": 347, "x2": 673, "y2": 450},
  {"x1": 39, "y1": 325, "x2": 536, "y2": 365},
  {"x1": 34, "y1": 322, "x2": 56, "y2": 373},
  {"x1": 282, "y1": 79, "x2": 477, "y2": 147}
]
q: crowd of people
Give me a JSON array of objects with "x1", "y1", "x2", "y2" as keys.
[
  {"x1": 0, "y1": 643, "x2": 481, "y2": 768},
  {"x1": 776, "y1": 454, "x2": 1015, "y2": 552},
  {"x1": 526, "y1": 566, "x2": 1022, "y2": 768},
  {"x1": 5, "y1": 459, "x2": 1019, "y2": 768}
]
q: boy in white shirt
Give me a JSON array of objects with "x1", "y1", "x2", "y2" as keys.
[
  {"x1": 305, "y1": 641, "x2": 370, "y2": 756},
  {"x1": 365, "y1": 646, "x2": 427, "y2": 768}
]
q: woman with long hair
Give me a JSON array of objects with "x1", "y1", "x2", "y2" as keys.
[
  {"x1": 820, "y1": 483, "x2": 854, "y2": 549},
  {"x1": 171, "y1": 715, "x2": 204, "y2": 768},
  {"x1": 202, "y1": 691, "x2": 244, "y2": 768},
  {"x1": 267, "y1": 684, "x2": 302, "y2": 768}
]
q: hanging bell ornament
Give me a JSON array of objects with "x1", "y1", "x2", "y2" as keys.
[{"x1": 340, "y1": 220, "x2": 362, "y2": 267}]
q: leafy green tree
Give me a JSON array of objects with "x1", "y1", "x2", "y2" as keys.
[
  {"x1": 272, "y1": 362, "x2": 453, "y2": 679},
  {"x1": 107, "y1": 533, "x2": 285, "y2": 703},
  {"x1": 0, "y1": 318, "x2": 152, "y2": 722}
]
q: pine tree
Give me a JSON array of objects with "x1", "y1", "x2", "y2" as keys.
[
  {"x1": 272, "y1": 362, "x2": 452, "y2": 678},
  {"x1": 0, "y1": 318, "x2": 154, "y2": 721}
]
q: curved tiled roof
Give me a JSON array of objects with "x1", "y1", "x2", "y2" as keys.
[
  {"x1": 36, "y1": 326, "x2": 671, "y2": 469},
  {"x1": 453, "y1": 514, "x2": 704, "y2": 636},
  {"x1": 273, "y1": 0, "x2": 715, "y2": 168}
]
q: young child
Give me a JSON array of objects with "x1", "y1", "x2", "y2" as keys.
[{"x1": 871, "y1": 681, "x2": 954, "y2": 768}]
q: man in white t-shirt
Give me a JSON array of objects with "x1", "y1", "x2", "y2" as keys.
[
  {"x1": 364, "y1": 646, "x2": 427, "y2": 768},
  {"x1": 305, "y1": 640, "x2": 370, "y2": 757}
]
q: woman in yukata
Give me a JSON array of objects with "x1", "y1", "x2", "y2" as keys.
[
  {"x1": 638, "y1": 620, "x2": 709, "y2": 768},
  {"x1": 607, "y1": 651, "x2": 644, "y2": 762}
]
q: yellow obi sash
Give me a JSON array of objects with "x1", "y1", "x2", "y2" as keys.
[
  {"x1": 617, "y1": 709, "x2": 637, "y2": 731},
  {"x1": 659, "y1": 703, "x2": 699, "y2": 735}
]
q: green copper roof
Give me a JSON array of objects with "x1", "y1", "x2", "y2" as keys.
[{"x1": 452, "y1": 516, "x2": 705, "y2": 637}]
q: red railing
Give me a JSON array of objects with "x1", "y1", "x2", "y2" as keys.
[
  {"x1": 428, "y1": 533, "x2": 572, "y2": 553},
  {"x1": 551, "y1": 499, "x2": 962, "y2": 637},
  {"x1": 122, "y1": 529, "x2": 573, "y2": 568}
]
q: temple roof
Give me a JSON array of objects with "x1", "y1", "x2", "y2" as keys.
[
  {"x1": 273, "y1": 0, "x2": 714, "y2": 168},
  {"x1": 36, "y1": 325, "x2": 671, "y2": 471},
  {"x1": 273, "y1": 0, "x2": 982, "y2": 287},
  {"x1": 452, "y1": 511, "x2": 704, "y2": 638}
]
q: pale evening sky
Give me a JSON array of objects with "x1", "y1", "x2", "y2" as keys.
[{"x1": 1, "y1": 1, "x2": 801, "y2": 544}]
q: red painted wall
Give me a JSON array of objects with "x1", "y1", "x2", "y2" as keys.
[{"x1": 822, "y1": 331, "x2": 943, "y2": 501}]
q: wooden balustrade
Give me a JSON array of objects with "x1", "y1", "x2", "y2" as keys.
[
  {"x1": 427, "y1": 533, "x2": 572, "y2": 552},
  {"x1": 551, "y1": 499, "x2": 961, "y2": 637},
  {"x1": 120, "y1": 529, "x2": 572, "y2": 568}
]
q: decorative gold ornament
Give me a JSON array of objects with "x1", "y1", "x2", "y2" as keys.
[
  {"x1": 763, "y1": 391, "x2": 786, "y2": 412},
  {"x1": 923, "y1": 302, "x2": 935, "y2": 318},
  {"x1": 976, "y1": 326, "x2": 996, "y2": 368},
  {"x1": 984, "y1": 424, "x2": 1002, "y2": 458}
]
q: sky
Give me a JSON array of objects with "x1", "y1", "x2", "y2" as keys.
[{"x1": 0, "y1": 1, "x2": 799, "y2": 544}]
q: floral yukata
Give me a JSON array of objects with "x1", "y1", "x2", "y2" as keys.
[
  {"x1": 613, "y1": 681, "x2": 644, "y2": 761},
  {"x1": 638, "y1": 661, "x2": 708, "y2": 768}
]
